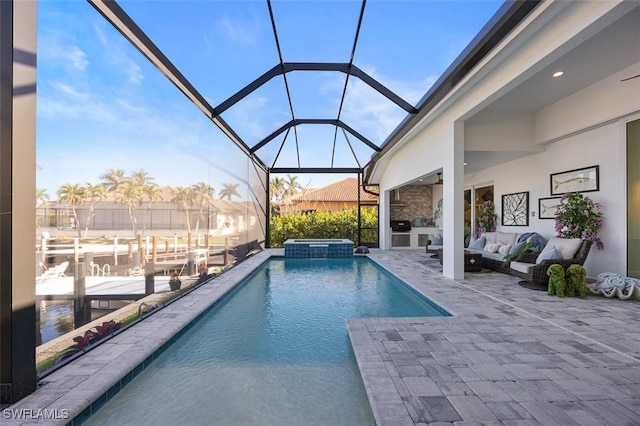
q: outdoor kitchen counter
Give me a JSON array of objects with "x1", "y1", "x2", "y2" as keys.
[{"x1": 390, "y1": 226, "x2": 440, "y2": 249}]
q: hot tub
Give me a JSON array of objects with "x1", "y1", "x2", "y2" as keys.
[{"x1": 284, "y1": 239, "x2": 354, "y2": 258}]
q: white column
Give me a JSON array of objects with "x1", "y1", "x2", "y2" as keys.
[{"x1": 442, "y1": 121, "x2": 465, "y2": 280}]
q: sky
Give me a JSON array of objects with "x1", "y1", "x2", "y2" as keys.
[{"x1": 36, "y1": 0, "x2": 503, "y2": 200}]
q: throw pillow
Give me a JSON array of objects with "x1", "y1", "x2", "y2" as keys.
[
  {"x1": 509, "y1": 241, "x2": 525, "y2": 255},
  {"x1": 536, "y1": 246, "x2": 561, "y2": 264},
  {"x1": 485, "y1": 243, "x2": 500, "y2": 253},
  {"x1": 544, "y1": 237, "x2": 582, "y2": 259},
  {"x1": 468, "y1": 236, "x2": 486, "y2": 250},
  {"x1": 498, "y1": 244, "x2": 512, "y2": 255}
]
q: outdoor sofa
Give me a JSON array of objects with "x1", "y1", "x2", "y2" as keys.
[
  {"x1": 466, "y1": 231, "x2": 524, "y2": 273},
  {"x1": 509, "y1": 237, "x2": 592, "y2": 289}
]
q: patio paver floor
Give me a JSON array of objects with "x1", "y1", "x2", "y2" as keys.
[{"x1": 351, "y1": 250, "x2": 640, "y2": 425}]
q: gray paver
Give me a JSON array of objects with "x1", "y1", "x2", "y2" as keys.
[
  {"x1": 466, "y1": 381, "x2": 514, "y2": 403},
  {"x1": 403, "y1": 396, "x2": 462, "y2": 423},
  {"x1": 403, "y1": 376, "x2": 443, "y2": 397},
  {"x1": 350, "y1": 251, "x2": 640, "y2": 425},
  {"x1": 448, "y1": 395, "x2": 499, "y2": 421}
]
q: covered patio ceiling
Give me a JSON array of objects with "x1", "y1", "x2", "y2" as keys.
[{"x1": 88, "y1": 0, "x2": 540, "y2": 178}]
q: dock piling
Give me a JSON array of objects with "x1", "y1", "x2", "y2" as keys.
[{"x1": 73, "y1": 262, "x2": 89, "y2": 327}]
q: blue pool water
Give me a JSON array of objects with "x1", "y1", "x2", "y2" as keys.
[{"x1": 84, "y1": 257, "x2": 448, "y2": 425}]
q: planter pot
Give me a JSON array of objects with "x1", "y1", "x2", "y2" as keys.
[{"x1": 169, "y1": 281, "x2": 181, "y2": 291}]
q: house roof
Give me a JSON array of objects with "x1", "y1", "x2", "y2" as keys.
[{"x1": 287, "y1": 178, "x2": 378, "y2": 204}]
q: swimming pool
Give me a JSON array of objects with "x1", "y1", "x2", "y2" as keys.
[{"x1": 83, "y1": 257, "x2": 448, "y2": 425}]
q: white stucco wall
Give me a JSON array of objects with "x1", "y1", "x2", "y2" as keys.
[{"x1": 465, "y1": 117, "x2": 631, "y2": 279}]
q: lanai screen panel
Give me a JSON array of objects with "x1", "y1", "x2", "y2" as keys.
[
  {"x1": 354, "y1": 1, "x2": 503, "y2": 106},
  {"x1": 111, "y1": 0, "x2": 504, "y2": 174},
  {"x1": 34, "y1": 0, "x2": 268, "y2": 349}
]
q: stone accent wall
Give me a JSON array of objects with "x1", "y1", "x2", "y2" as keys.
[{"x1": 390, "y1": 185, "x2": 434, "y2": 225}]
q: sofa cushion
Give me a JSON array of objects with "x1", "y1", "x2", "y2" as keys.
[
  {"x1": 483, "y1": 232, "x2": 497, "y2": 244},
  {"x1": 542, "y1": 237, "x2": 581, "y2": 259},
  {"x1": 468, "y1": 235, "x2": 486, "y2": 250},
  {"x1": 485, "y1": 243, "x2": 500, "y2": 253},
  {"x1": 536, "y1": 246, "x2": 561, "y2": 264},
  {"x1": 497, "y1": 232, "x2": 518, "y2": 246},
  {"x1": 498, "y1": 244, "x2": 512, "y2": 256},
  {"x1": 510, "y1": 260, "x2": 533, "y2": 274},
  {"x1": 481, "y1": 251, "x2": 505, "y2": 262}
]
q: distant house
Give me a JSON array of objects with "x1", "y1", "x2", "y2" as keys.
[
  {"x1": 281, "y1": 178, "x2": 378, "y2": 213},
  {"x1": 37, "y1": 186, "x2": 260, "y2": 236}
]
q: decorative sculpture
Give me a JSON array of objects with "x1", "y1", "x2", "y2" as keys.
[
  {"x1": 566, "y1": 264, "x2": 588, "y2": 299},
  {"x1": 590, "y1": 272, "x2": 639, "y2": 299},
  {"x1": 547, "y1": 264, "x2": 567, "y2": 297}
]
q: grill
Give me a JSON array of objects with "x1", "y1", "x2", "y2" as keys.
[{"x1": 390, "y1": 220, "x2": 411, "y2": 232}]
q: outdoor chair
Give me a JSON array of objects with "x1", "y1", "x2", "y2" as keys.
[
  {"x1": 509, "y1": 239, "x2": 592, "y2": 290},
  {"x1": 39, "y1": 261, "x2": 69, "y2": 281}
]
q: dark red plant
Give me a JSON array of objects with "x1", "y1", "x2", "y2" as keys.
[
  {"x1": 57, "y1": 320, "x2": 122, "y2": 364},
  {"x1": 93, "y1": 320, "x2": 120, "y2": 337},
  {"x1": 72, "y1": 330, "x2": 95, "y2": 349}
]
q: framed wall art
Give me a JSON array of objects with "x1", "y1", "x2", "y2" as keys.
[
  {"x1": 538, "y1": 196, "x2": 562, "y2": 219},
  {"x1": 550, "y1": 165, "x2": 599, "y2": 195},
  {"x1": 502, "y1": 191, "x2": 529, "y2": 226}
]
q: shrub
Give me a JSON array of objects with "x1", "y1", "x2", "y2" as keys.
[{"x1": 269, "y1": 207, "x2": 378, "y2": 247}]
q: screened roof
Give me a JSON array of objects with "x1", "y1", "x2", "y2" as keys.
[{"x1": 90, "y1": 0, "x2": 535, "y2": 176}]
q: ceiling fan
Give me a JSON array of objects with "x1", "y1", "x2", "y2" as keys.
[{"x1": 621, "y1": 73, "x2": 640, "y2": 82}]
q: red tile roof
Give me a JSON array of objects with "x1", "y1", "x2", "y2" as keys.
[{"x1": 288, "y1": 178, "x2": 378, "y2": 203}]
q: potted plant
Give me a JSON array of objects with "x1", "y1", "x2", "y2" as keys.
[
  {"x1": 169, "y1": 273, "x2": 182, "y2": 291},
  {"x1": 555, "y1": 192, "x2": 604, "y2": 249},
  {"x1": 475, "y1": 200, "x2": 497, "y2": 238}
]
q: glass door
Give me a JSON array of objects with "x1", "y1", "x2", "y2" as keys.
[{"x1": 627, "y1": 119, "x2": 640, "y2": 278}]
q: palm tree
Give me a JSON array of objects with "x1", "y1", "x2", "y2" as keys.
[
  {"x1": 36, "y1": 188, "x2": 50, "y2": 206},
  {"x1": 143, "y1": 184, "x2": 164, "y2": 232},
  {"x1": 56, "y1": 183, "x2": 86, "y2": 238},
  {"x1": 171, "y1": 186, "x2": 196, "y2": 233},
  {"x1": 100, "y1": 168, "x2": 127, "y2": 193},
  {"x1": 219, "y1": 183, "x2": 240, "y2": 201},
  {"x1": 82, "y1": 183, "x2": 107, "y2": 239},
  {"x1": 36, "y1": 188, "x2": 51, "y2": 228},
  {"x1": 131, "y1": 169, "x2": 155, "y2": 187},
  {"x1": 279, "y1": 174, "x2": 306, "y2": 214},
  {"x1": 115, "y1": 180, "x2": 143, "y2": 237},
  {"x1": 269, "y1": 177, "x2": 286, "y2": 203},
  {"x1": 284, "y1": 174, "x2": 302, "y2": 197},
  {"x1": 192, "y1": 182, "x2": 214, "y2": 235}
]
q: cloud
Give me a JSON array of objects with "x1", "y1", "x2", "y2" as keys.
[
  {"x1": 67, "y1": 46, "x2": 89, "y2": 71},
  {"x1": 225, "y1": 93, "x2": 290, "y2": 141},
  {"x1": 215, "y1": 14, "x2": 258, "y2": 45},
  {"x1": 38, "y1": 33, "x2": 89, "y2": 72},
  {"x1": 319, "y1": 65, "x2": 440, "y2": 142},
  {"x1": 93, "y1": 22, "x2": 145, "y2": 85},
  {"x1": 51, "y1": 81, "x2": 88, "y2": 100}
]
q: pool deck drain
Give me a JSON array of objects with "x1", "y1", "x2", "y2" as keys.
[{"x1": 5, "y1": 249, "x2": 640, "y2": 425}]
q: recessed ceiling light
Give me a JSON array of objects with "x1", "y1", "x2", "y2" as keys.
[
  {"x1": 463, "y1": 162, "x2": 468, "y2": 166},
  {"x1": 552, "y1": 71, "x2": 564, "y2": 78}
]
